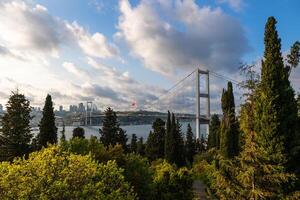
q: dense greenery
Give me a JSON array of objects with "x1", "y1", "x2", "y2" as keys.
[
  {"x1": 185, "y1": 123, "x2": 196, "y2": 165},
  {"x1": 99, "y1": 107, "x2": 127, "y2": 150},
  {"x1": 220, "y1": 82, "x2": 239, "y2": 158},
  {"x1": 0, "y1": 146, "x2": 136, "y2": 200},
  {"x1": 37, "y1": 94, "x2": 57, "y2": 148},
  {"x1": 146, "y1": 118, "x2": 165, "y2": 160},
  {"x1": 207, "y1": 114, "x2": 220, "y2": 149},
  {"x1": 193, "y1": 16, "x2": 300, "y2": 199},
  {"x1": 0, "y1": 91, "x2": 32, "y2": 161}
]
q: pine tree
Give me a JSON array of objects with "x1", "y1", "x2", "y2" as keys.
[
  {"x1": 185, "y1": 123, "x2": 196, "y2": 165},
  {"x1": 0, "y1": 91, "x2": 32, "y2": 160},
  {"x1": 99, "y1": 107, "x2": 120, "y2": 147},
  {"x1": 220, "y1": 82, "x2": 239, "y2": 158},
  {"x1": 208, "y1": 114, "x2": 220, "y2": 149},
  {"x1": 255, "y1": 17, "x2": 299, "y2": 172},
  {"x1": 137, "y1": 137, "x2": 145, "y2": 156},
  {"x1": 38, "y1": 94, "x2": 57, "y2": 147},
  {"x1": 145, "y1": 118, "x2": 165, "y2": 160},
  {"x1": 130, "y1": 134, "x2": 137, "y2": 153}
]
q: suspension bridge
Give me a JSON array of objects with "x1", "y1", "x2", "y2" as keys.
[{"x1": 74, "y1": 68, "x2": 241, "y2": 140}]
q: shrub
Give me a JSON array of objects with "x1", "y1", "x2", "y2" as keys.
[{"x1": 0, "y1": 145, "x2": 136, "y2": 200}]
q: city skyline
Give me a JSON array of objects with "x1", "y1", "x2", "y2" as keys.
[{"x1": 0, "y1": 0, "x2": 299, "y2": 112}]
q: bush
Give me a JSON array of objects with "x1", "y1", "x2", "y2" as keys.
[
  {"x1": 123, "y1": 153, "x2": 153, "y2": 199},
  {"x1": 0, "y1": 145, "x2": 136, "y2": 200},
  {"x1": 151, "y1": 160, "x2": 194, "y2": 200}
]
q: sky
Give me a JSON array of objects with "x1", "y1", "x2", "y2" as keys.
[{"x1": 0, "y1": 0, "x2": 299, "y2": 112}]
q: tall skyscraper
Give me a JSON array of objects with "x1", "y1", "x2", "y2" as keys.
[{"x1": 0, "y1": 104, "x2": 3, "y2": 112}]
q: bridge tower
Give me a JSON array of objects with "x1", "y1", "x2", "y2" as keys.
[
  {"x1": 85, "y1": 101, "x2": 93, "y2": 126},
  {"x1": 195, "y1": 69, "x2": 210, "y2": 140}
]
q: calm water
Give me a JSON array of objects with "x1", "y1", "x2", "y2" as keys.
[{"x1": 32, "y1": 121, "x2": 208, "y2": 141}]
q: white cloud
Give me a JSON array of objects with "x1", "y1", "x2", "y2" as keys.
[
  {"x1": 117, "y1": 0, "x2": 250, "y2": 75},
  {"x1": 63, "y1": 62, "x2": 90, "y2": 79},
  {"x1": 67, "y1": 22, "x2": 119, "y2": 59}
]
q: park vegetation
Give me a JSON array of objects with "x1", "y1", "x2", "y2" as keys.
[
  {"x1": 0, "y1": 16, "x2": 299, "y2": 199},
  {"x1": 194, "y1": 16, "x2": 300, "y2": 199}
]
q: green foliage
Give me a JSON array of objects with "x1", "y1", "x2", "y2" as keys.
[
  {"x1": 165, "y1": 111, "x2": 174, "y2": 162},
  {"x1": 185, "y1": 123, "x2": 196, "y2": 165},
  {"x1": 151, "y1": 160, "x2": 194, "y2": 200},
  {"x1": 0, "y1": 145, "x2": 136, "y2": 200},
  {"x1": 208, "y1": 114, "x2": 220, "y2": 149},
  {"x1": 165, "y1": 113, "x2": 185, "y2": 167},
  {"x1": 99, "y1": 107, "x2": 127, "y2": 149},
  {"x1": 257, "y1": 17, "x2": 299, "y2": 171},
  {"x1": 123, "y1": 153, "x2": 153, "y2": 200},
  {"x1": 0, "y1": 91, "x2": 32, "y2": 161},
  {"x1": 72, "y1": 126, "x2": 85, "y2": 138},
  {"x1": 137, "y1": 137, "x2": 145, "y2": 156},
  {"x1": 130, "y1": 134, "x2": 138, "y2": 153},
  {"x1": 220, "y1": 82, "x2": 239, "y2": 158},
  {"x1": 37, "y1": 94, "x2": 57, "y2": 147},
  {"x1": 146, "y1": 118, "x2": 165, "y2": 160},
  {"x1": 286, "y1": 41, "x2": 300, "y2": 76}
]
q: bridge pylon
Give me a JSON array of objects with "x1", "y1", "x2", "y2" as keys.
[{"x1": 195, "y1": 69, "x2": 210, "y2": 140}]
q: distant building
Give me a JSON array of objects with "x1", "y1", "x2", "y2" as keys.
[
  {"x1": 0, "y1": 104, "x2": 3, "y2": 112},
  {"x1": 78, "y1": 103, "x2": 85, "y2": 112},
  {"x1": 69, "y1": 105, "x2": 78, "y2": 112},
  {"x1": 59, "y1": 105, "x2": 63, "y2": 112}
]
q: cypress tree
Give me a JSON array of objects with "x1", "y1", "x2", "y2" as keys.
[
  {"x1": 117, "y1": 128, "x2": 128, "y2": 152},
  {"x1": 173, "y1": 118, "x2": 185, "y2": 167},
  {"x1": 185, "y1": 123, "x2": 196, "y2": 165},
  {"x1": 254, "y1": 17, "x2": 299, "y2": 171},
  {"x1": 220, "y1": 82, "x2": 239, "y2": 158},
  {"x1": 130, "y1": 134, "x2": 137, "y2": 153},
  {"x1": 145, "y1": 118, "x2": 165, "y2": 160},
  {"x1": 0, "y1": 91, "x2": 32, "y2": 160},
  {"x1": 137, "y1": 137, "x2": 145, "y2": 156},
  {"x1": 208, "y1": 114, "x2": 221, "y2": 149},
  {"x1": 99, "y1": 107, "x2": 120, "y2": 147},
  {"x1": 38, "y1": 94, "x2": 57, "y2": 147},
  {"x1": 164, "y1": 111, "x2": 174, "y2": 162}
]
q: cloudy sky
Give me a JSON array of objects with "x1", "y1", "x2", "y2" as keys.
[{"x1": 0, "y1": 0, "x2": 299, "y2": 112}]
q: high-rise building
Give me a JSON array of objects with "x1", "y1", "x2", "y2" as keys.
[
  {"x1": 0, "y1": 104, "x2": 3, "y2": 112},
  {"x1": 78, "y1": 103, "x2": 85, "y2": 112},
  {"x1": 59, "y1": 105, "x2": 63, "y2": 112}
]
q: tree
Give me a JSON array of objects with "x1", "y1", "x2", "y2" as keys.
[
  {"x1": 0, "y1": 146, "x2": 136, "y2": 199},
  {"x1": 220, "y1": 82, "x2": 239, "y2": 158},
  {"x1": 254, "y1": 17, "x2": 299, "y2": 172},
  {"x1": 173, "y1": 119, "x2": 186, "y2": 167},
  {"x1": 145, "y1": 118, "x2": 165, "y2": 160},
  {"x1": 99, "y1": 107, "x2": 120, "y2": 147},
  {"x1": 37, "y1": 94, "x2": 57, "y2": 147},
  {"x1": 164, "y1": 111, "x2": 174, "y2": 162},
  {"x1": 286, "y1": 41, "x2": 300, "y2": 76},
  {"x1": 130, "y1": 134, "x2": 137, "y2": 153},
  {"x1": 207, "y1": 114, "x2": 220, "y2": 149},
  {"x1": 185, "y1": 123, "x2": 196, "y2": 165},
  {"x1": 151, "y1": 160, "x2": 193, "y2": 200},
  {"x1": 117, "y1": 128, "x2": 128, "y2": 152},
  {"x1": 0, "y1": 91, "x2": 32, "y2": 161},
  {"x1": 137, "y1": 137, "x2": 145, "y2": 156},
  {"x1": 72, "y1": 127, "x2": 85, "y2": 138}
]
